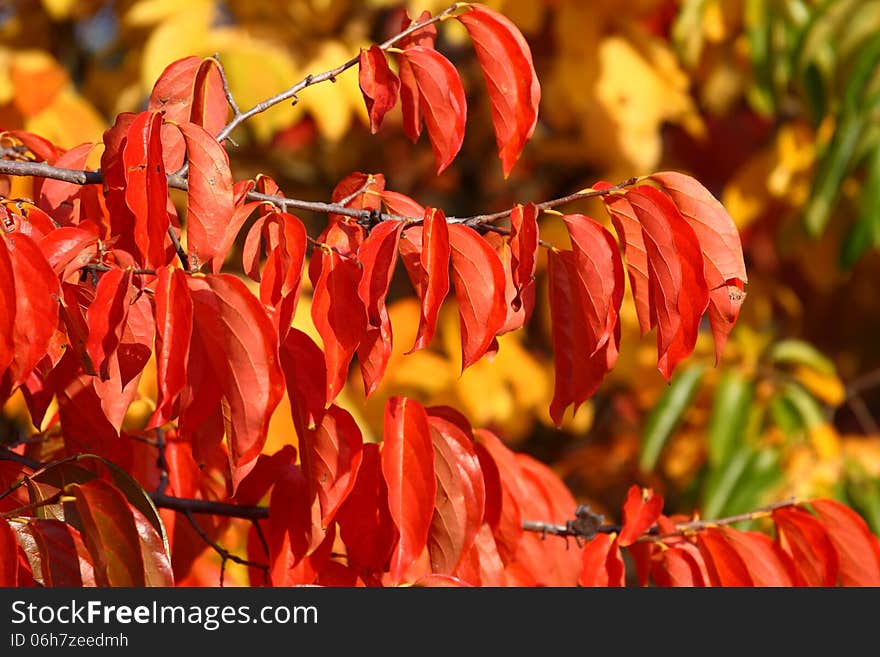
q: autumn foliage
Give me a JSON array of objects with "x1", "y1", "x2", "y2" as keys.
[{"x1": 1, "y1": 3, "x2": 878, "y2": 588}]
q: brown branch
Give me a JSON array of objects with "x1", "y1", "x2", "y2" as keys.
[
  {"x1": 213, "y1": 4, "x2": 464, "y2": 146},
  {"x1": 0, "y1": 447, "x2": 269, "y2": 520},
  {"x1": 150, "y1": 492, "x2": 269, "y2": 520},
  {"x1": 183, "y1": 510, "x2": 268, "y2": 587},
  {"x1": 522, "y1": 498, "x2": 799, "y2": 543}
]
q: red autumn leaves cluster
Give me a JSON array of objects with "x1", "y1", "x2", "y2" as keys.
[
  {"x1": 240, "y1": 396, "x2": 585, "y2": 586},
  {"x1": 359, "y1": 5, "x2": 540, "y2": 176},
  {"x1": 579, "y1": 486, "x2": 880, "y2": 587}
]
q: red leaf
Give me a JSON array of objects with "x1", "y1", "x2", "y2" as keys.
[
  {"x1": 578, "y1": 533, "x2": 625, "y2": 587},
  {"x1": 39, "y1": 226, "x2": 99, "y2": 281},
  {"x1": 380, "y1": 190, "x2": 425, "y2": 217},
  {"x1": 408, "y1": 207, "x2": 450, "y2": 353},
  {"x1": 562, "y1": 214, "x2": 625, "y2": 356},
  {"x1": 651, "y1": 546, "x2": 706, "y2": 587},
  {"x1": 426, "y1": 413, "x2": 485, "y2": 575},
  {"x1": 458, "y1": 4, "x2": 540, "y2": 177},
  {"x1": 301, "y1": 404, "x2": 364, "y2": 527},
  {"x1": 328, "y1": 171, "x2": 385, "y2": 229},
  {"x1": 178, "y1": 122, "x2": 235, "y2": 269},
  {"x1": 148, "y1": 266, "x2": 192, "y2": 429},
  {"x1": 69, "y1": 479, "x2": 146, "y2": 586},
  {"x1": 309, "y1": 249, "x2": 366, "y2": 403},
  {"x1": 357, "y1": 220, "x2": 404, "y2": 396},
  {"x1": 449, "y1": 224, "x2": 507, "y2": 370},
  {"x1": 188, "y1": 275, "x2": 285, "y2": 478},
  {"x1": 359, "y1": 46, "x2": 400, "y2": 134},
  {"x1": 38, "y1": 143, "x2": 96, "y2": 227},
  {"x1": 399, "y1": 46, "x2": 467, "y2": 174},
  {"x1": 651, "y1": 172, "x2": 747, "y2": 362},
  {"x1": 474, "y1": 429, "x2": 523, "y2": 563},
  {"x1": 618, "y1": 485, "x2": 664, "y2": 546},
  {"x1": 259, "y1": 213, "x2": 307, "y2": 339},
  {"x1": 149, "y1": 57, "x2": 227, "y2": 170},
  {"x1": 474, "y1": 442, "x2": 502, "y2": 532},
  {"x1": 123, "y1": 111, "x2": 170, "y2": 268},
  {"x1": 189, "y1": 58, "x2": 228, "y2": 134},
  {"x1": 626, "y1": 186, "x2": 710, "y2": 379},
  {"x1": 513, "y1": 453, "x2": 583, "y2": 586},
  {"x1": 381, "y1": 397, "x2": 436, "y2": 584},
  {"x1": 267, "y1": 462, "x2": 315, "y2": 572},
  {"x1": 718, "y1": 527, "x2": 796, "y2": 586},
  {"x1": 85, "y1": 268, "x2": 134, "y2": 381},
  {"x1": 547, "y1": 250, "x2": 618, "y2": 425},
  {"x1": 454, "y1": 524, "x2": 506, "y2": 586},
  {"x1": 601, "y1": 186, "x2": 652, "y2": 334},
  {"x1": 5, "y1": 232, "x2": 61, "y2": 386},
  {"x1": 395, "y1": 10, "x2": 437, "y2": 143},
  {"x1": 279, "y1": 328, "x2": 327, "y2": 435},
  {"x1": 774, "y1": 506, "x2": 839, "y2": 586},
  {"x1": 811, "y1": 499, "x2": 880, "y2": 586},
  {"x1": 213, "y1": 200, "x2": 260, "y2": 275},
  {"x1": 101, "y1": 113, "x2": 139, "y2": 256},
  {"x1": 0, "y1": 518, "x2": 18, "y2": 585},
  {"x1": 337, "y1": 443, "x2": 398, "y2": 576},
  {"x1": 411, "y1": 574, "x2": 473, "y2": 587},
  {"x1": 26, "y1": 519, "x2": 95, "y2": 587},
  {"x1": 697, "y1": 527, "x2": 754, "y2": 586},
  {"x1": 509, "y1": 203, "x2": 538, "y2": 311},
  {"x1": 0, "y1": 241, "x2": 14, "y2": 378}
]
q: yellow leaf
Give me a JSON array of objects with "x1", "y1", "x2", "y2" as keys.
[
  {"x1": 25, "y1": 87, "x2": 106, "y2": 148},
  {"x1": 298, "y1": 40, "x2": 367, "y2": 141},
  {"x1": 793, "y1": 365, "x2": 846, "y2": 407},
  {"x1": 139, "y1": 1, "x2": 215, "y2": 91},
  {"x1": 10, "y1": 50, "x2": 68, "y2": 117},
  {"x1": 41, "y1": 0, "x2": 81, "y2": 20},
  {"x1": 214, "y1": 30, "x2": 302, "y2": 142}
]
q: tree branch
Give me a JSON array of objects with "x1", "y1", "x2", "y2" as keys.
[
  {"x1": 522, "y1": 498, "x2": 799, "y2": 542},
  {"x1": 213, "y1": 4, "x2": 464, "y2": 146}
]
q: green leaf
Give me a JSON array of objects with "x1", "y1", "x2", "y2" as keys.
[
  {"x1": 767, "y1": 339, "x2": 836, "y2": 376},
  {"x1": 803, "y1": 112, "x2": 864, "y2": 237},
  {"x1": 707, "y1": 371, "x2": 755, "y2": 467},
  {"x1": 639, "y1": 366, "x2": 704, "y2": 472},
  {"x1": 841, "y1": 146, "x2": 880, "y2": 268},
  {"x1": 780, "y1": 381, "x2": 828, "y2": 429},
  {"x1": 701, "y1": 444, "x2": 752, "y2": 520}
]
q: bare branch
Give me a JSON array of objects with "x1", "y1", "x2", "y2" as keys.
[
  {"x1": 213, "y1": 4, "x2": 463, "y2": 145},
  {"x1": 183, "y1": 510, "x2": 268, "y2": 587},
  {"x1": 522, "y1": 498, "x2": 799, "y2": 543}
]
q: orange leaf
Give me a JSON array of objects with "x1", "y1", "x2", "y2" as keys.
[
  {"x1": 359, "y1": 46, "x2": 400, "y2": 134},
  {"x1": 309, "y1": 249, "x2": 366, "y2": 403},
  {"x1": 811, "y1": 499, "x2": 880, "y2": 586},
  {"x1": 449, "y1": 224, "x2": 507, "y2": 371},
  {"x1": 651, "y1": 172, "x2": 747, "y2": 362},
  {"x1": 697, "y1": 527, "x2": 754, "y2": 586},
  {"x1": 618, "y1": 485, "x2": 663, "y2": 546},
  {"x1": 774, "y1": 507, "x2": 839, "y2": 586},
  {"x1": 579, "y1": 533, "x2": 625, "y2": 587},
  {"x1": 458, "y1": 3, "x2": 540, "y2": 176},
  {"x1": 399, "y1": 46, "x2": 467, "y2": 174},
  {"x1": 626, "y1": 186, "x2": 709, "y2": 380},
  {"x1": 381, "y1": 397, "x2": 436, "y2": 584},
  {"x1": 357, "y1": 220, "x2": 404, "y2": 396},
  {"x1": 178, "y1": 122, "x2": 234, "y2": 269}
]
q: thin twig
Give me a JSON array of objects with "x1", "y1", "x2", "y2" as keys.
[
  {"x1": 155, "y1": 428, "x2": 169, "y2": 496},
  {"x1": 213, "y1": 5, "x2": 463, "y2": 146},
  {"x1": 183, "y1": 510, "x2": 268, "y2": 587},
  {"x1": 0, "y1": 491, "x2": 64, "y2": 519},
  {"x1": 522, "y1": 498, "x2": 798, "y2": 543}
]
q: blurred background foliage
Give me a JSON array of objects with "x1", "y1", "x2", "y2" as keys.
[{"x1": 2, "y1": 0, "x2": 880, "y2": 568}]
